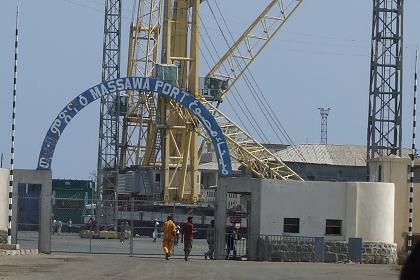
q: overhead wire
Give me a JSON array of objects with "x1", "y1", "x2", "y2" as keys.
[
  {"x1": 199, "y1": 11, "x2": 268, "y2": 140},
  {"x1": 208, "y1": 0, "x2": 315, "y2": 169},
  {"x1": 203, "y1": 0, "x2": 313, "y2": 180},
  {"x1": 62, "y1": 0, "x2": 135, "y2": 20},
  {"x1": 208, "y1": 0, "x2": 292, "y2": 144},
  {"x1": 199, "y1": 14, "x2": 271, "y2": 144}
]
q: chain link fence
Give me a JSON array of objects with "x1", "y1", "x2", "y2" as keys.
[{"x1": 47, "y1": 197, "x2": 215, "y2": 257}]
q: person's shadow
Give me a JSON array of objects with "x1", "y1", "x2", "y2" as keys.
[{"x1": 400, "y1": 242, "x2": 420, "y2": 280}]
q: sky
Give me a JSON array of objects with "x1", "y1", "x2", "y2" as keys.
[{"x1": 1, "y1": 0, "x2": 420, "y2": 180}]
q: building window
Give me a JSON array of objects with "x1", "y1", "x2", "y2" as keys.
[
  {"x1": 283, "y1": 218, "x2": 299, "y2": 233},
  {"x1": 155, "y1": 173, "x2": 160, "y2": 182},
  {"x1": 325, "y1": 219, "x2": 342, "y2": 235}
]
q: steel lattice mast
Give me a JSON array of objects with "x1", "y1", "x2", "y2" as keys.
[
  {"x1": 97, "y1": 0, "x2": 122, "y2": 224},
  {"x1": 318, "y1": 108, "x2": 331, "y2": 145},
  {"x1": 367, "y1": 0, "x2": 403, "y2": 160}
]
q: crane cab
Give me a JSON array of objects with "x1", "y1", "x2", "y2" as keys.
[
  {"x1": 155, "y1": 64, "x2": 179, "y2": 84},
  {"x1": 200, "y1": 77, "x2": 228, "y2": 102}
]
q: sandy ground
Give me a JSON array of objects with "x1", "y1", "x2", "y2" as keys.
[{"x1": 0, "y1": 253, "x2": 401, "y2": 280}]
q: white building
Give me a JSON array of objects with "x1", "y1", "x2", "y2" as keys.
[{"x1": 257, "y1": 180, "x2": 394, "y2": 243}]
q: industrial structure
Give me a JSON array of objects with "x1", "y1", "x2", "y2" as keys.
[
  {"x1": 367, "y1": 0, "x2": 403, "y2": 160},
  {"x1": 94, "y1": 0, "x2": 305, "y2": 206},
  {"x1": 96, "y1": 0, "x2": 122, "y2": 224},
  {"x1": 2, "y1": 0, "x2": 419, "y2": 263}
]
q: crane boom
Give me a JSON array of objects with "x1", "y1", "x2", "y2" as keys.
[
  {"x1": 199, "y1": 100, "x2": 303, "y2": 180},
  {"x1": 206, "y1": 0, "x2": 304, "y2": 99}
]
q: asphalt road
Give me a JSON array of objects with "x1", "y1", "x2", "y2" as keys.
[{"x1": 0, "y1": 253, "x2": 401, "y2": 280}]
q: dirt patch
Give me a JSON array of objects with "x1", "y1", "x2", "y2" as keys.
[
  {"x1": 46, "y1": 257, "x2": 86, "y2": 263},
  {"x1": 0, "y1": 264, "x2": 52, "y2": 275}
]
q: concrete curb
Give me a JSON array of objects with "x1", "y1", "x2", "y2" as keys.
[{"x1": 0, "y1": 249, "x2": 39, "y2": 256}]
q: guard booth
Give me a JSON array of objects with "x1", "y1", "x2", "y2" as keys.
[
  {"x1": 10, "y1": 169, "x2": 52, "y2": 253},
  {"x1": 225, "y1": 193, "x2": 251, "y2": 260},
  {"x1": 215, "y1": 177, "x2": 261, "y2": 261}
]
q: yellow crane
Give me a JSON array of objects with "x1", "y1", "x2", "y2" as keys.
[{"x1": 120, "y1": 0, "x2": 304, "y2": 203}]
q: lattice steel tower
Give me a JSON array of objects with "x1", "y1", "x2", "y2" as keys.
[
  {"x1": 367, "y1": 0, "x2": 403, "y2": 160},
  {"x1": 318, "y1": 107, "x2": 331, "y2": 145},
  {"x1": 97, "y1": 0, "x2": 122, "y2": 223}
]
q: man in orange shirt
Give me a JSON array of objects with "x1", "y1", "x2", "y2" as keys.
[{"x1": 161, "y1": 216, "x2": 176, "y2": 260}]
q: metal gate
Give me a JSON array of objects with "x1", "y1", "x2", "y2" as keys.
[
  {"x1": 49, "y1": 197, "x2": 214, "y2": 257},
  {"x1": 225, "y1": 192, "x2": 250, "y2": 260},
  {"x1": 16, "y1": 183, "x2": 41, "y2": 249}
]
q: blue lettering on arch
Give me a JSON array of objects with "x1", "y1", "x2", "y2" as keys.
[{"x1": 37, "y1": 77, "x2": 233, "y2": 177}]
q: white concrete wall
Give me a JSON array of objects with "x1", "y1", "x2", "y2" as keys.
[
  {"x1": 355, "y1": 182, "x2": 394, "y2": 242},
  {"x1": 260, "y1": 180, "x2": 347, "y2": 239},
  {"x1": 0, "y1": 168, "x2": 9, "y2": 232},
  {"x1": 259, "y1": 180, "x2": 394, "y2": 243},
  {"x1": 369, "y1": 157, "x2": 420, "y2": 252}
]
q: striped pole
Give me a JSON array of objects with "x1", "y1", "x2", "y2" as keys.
[
  {"x1": 408, "y1": 49, "x2": 418, "y2": 255},
  {"x1": 7, "y1": 5, "x2": 19, "y2": 245}
]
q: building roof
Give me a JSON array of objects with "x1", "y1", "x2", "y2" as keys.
[
  {"x1": 275, "y1": 144, "x2": 412, "y2": 167},
  {"x1": 274, "y1": 144, "x2": 358, "y2": 166},
  {"x1": 199, "y1": 143, "x2": 413, "y2": 170},
  {"x1": 199, "y1": 160, "x2": 242, "y2": 172}
]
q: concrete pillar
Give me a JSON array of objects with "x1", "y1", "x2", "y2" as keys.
[
  {"x1": 0, "y1": 169, "x2": 9, "y2": 232},
  {"x1": 214, "y1": 182, "x2": 227, "y2": 260},
  {"x1": 12, "y1": 169, "x2": 52, "y2": 253},
  {"x1": 39, "y1": 170, "x2": 52, "y2": 254},
  {"x1": 247, "y1": 184, "x2": 261, "y2": 261}
]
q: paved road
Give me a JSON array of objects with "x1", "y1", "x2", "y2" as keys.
[
  {"x1": 17, "y1": 231, "x2": 213, "y2": 256},
  {"x1": 0, "y1": 253, "x2": 400, "y2": 280}
]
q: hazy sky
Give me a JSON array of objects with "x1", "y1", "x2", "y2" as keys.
[{"x1": 1, "y1": 0, "x2": 420, "y2": 179}]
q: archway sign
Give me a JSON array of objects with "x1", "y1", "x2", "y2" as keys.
[{"x1": 37, "y1": 77, "x2": 233, "y2": 177}]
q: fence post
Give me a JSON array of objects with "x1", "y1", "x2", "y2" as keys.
[
  {"x1": 348, "y1": 237, "x2": 362, "y2": 263},
  {"x1": 89, "y1": 197, "x2": 92, "y2": 254},
  {"x1": 314, "y1": 237, "x2": 325, "y2": 262},
  {"x1": 265, "y1": 236, "x2": 269, "y2": 261},
  {"x1": 130, "y1": 197, "x2": 134, "y2": 256}
]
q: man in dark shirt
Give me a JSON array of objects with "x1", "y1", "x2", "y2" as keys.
[{"x1": 182, "y1": 216, "x2": 196, "y2": 261}]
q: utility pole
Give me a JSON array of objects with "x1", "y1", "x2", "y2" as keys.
[
  {"x1": 318, "y1": 107, "x2": 331, "y2": 145},
  {"x1": 367, "y1": 0, "x2": 403, "y2": 160},
  {"x1": 407, "y1": 50, "x2": 418, "y2": 255}
]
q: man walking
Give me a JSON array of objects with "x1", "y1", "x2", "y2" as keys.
[
  {"x1": 162, "y1": 216, "x2": 176, "y2": 260},
  {"x1": 182, "y1": 216, "x2": 196, "y2": 261},
  {"x1": 226, "y1": 227, "x2": 237, "y2": 260},
  {"x1": 119, "y1": 220, "x2": 129, "y2": 244},
  {"x1": 175, "y1": 224, "x2": 181, "y2": 246},
  {"x1": 205, "y1": 220, "x2": 215, "y2": 260},
  {"x1": 153, "y1": 219, "x2": 159, "y2": 242}
]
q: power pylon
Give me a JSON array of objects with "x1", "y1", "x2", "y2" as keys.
[{"x1": 318, "y1": 107, "x2": 331, "y2": 145}]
